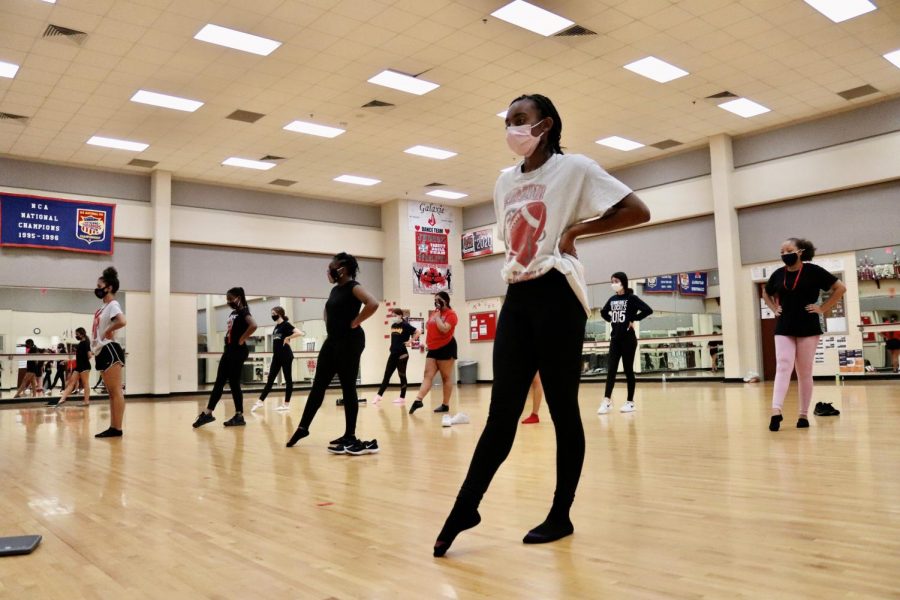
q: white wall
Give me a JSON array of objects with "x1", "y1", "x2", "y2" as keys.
[{"x1": 169, "y1": 294, "x2": 198, "y2": 393}]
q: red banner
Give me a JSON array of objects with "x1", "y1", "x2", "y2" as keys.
[{"x1": 415, "y1": 231, "x2": 448, "y2": 265}]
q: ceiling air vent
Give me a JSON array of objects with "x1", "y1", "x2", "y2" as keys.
[
  {"x1": 424, "y1": 182, "x2": 447, "y2": 187},
  {"x1": 127, "y1": 158, "x2": 158, "y2": 168},
  {"x1": 269, "y1": 179, "x2": 297, "y2": 187},
  {"x1": 705, "y1": 91, "x2": 737, "y2": 99},
  {"x1": 260, "y1": 155, "x2": 284, "y2": 161},
  {"x1": 42, "y1": 24, "x2": 88, "y2": 45},
  {"x1": 650, "y1": 139, "x2": 683, "y2": 150},
  {"x1": 0, "y1": 112, "x2": 29, "y2": 122},
  {"x1": 361, "y1": 99, "x2": 395, "y2": 108},
  {"x1": 553, "y1": 24, "x2": 597, "y2": 37},
  {"x1": 226, "y1": 109, "x2": 265, "y2": 123},
  {"x1": 837, "y1": 84, "x2": 878, "y2": 101}
]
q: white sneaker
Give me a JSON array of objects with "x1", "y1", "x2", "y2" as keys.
[
  {"x1": 620, "y1": 401, "x2": 635, "y2": 413},
  {"x1": 441, "y1": 414, "x2": 452, "y2": 427},
  {"x1": 274, "y1": 404, "x2": 290, "y2": 412},
  {"x1": 372, "y1": 394, "x2": 383, "y2": 404},
  {"x1": 250, "y1": 400, "x2": 265, "y2": 412},
  {"x1": 450, "y1": 412, "x2": 470, "y2": 425},
  {"x1": 597, "y1": 398, "x2": 612, "y2": 415}
]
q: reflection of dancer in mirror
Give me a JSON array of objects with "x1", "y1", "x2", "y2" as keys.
[
  {"x1": 13, "y1": 339, "x2": 42, "y2": 398},
  {"x1": 883, "y1": 314, "x2": 900, "y2": 373},
  {"x1": 709, "y1": 326, "x2": 722, "y2": 374},
  {"x1": 92, "y1": 267, "x2": 128, "y2": 438},
  {"x1": 521, "y1": 373, "x2": 543, "y2": 424},
  {"x1": 252, "y1": 306, "x2": 303, "y2": 413},
  {"x1": 434, "y1": 94, "x2": 650, "y2": 557},
  {"x1": 762, "y1": 238, "x2": 846, "y2": 431},
  {"x1": 55, "y1": 328, "x2": 92, "y2": 407},
  {"x1": 374, "y1": 308, "x2": 420, "y2": 405},
  {"x1": 48, "y1": 344, "x2": 68, "y2": 392},
  {"x1": 409, "y1": 292, "x2": 458, "y2": 415},
  {"x1": 193, "y1": 287, "x2": 257, "y2": 429}
]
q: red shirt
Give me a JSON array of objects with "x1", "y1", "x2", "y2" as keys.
[{"x1": 426, "y1": 308, "x2": 458, "y2": 350}]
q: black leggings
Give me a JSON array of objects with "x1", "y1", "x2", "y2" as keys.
[
  {"x1": 49, "y1": 370, "x2": 67, "y2": 391},
  {"x1": 456, "y1": 270, "x2": 587, "y2": 517},
  {"x1": 207, "y1": 346, "x2": 249, "y2": 413},
  {"x1": 259, "y1": 350, "x2": 293, "y2": 403},
  {"x1": 604, "y1": 333, "x2": 637, "y2": 402},
  {"x1": 377, "y1": 352, "x2": 409, "y2": 397},
  {"x1": 299, "y1": 332, "x2": 364, "y2": 438}
]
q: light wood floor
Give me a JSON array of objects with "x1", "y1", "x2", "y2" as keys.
[{"x1": 1, "y1": 381, "x2": 899, "y2": 599}]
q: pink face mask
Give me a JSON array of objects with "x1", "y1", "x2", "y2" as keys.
[{"x1": 505, "y1": 120, "x2": 544, "y2": 157}]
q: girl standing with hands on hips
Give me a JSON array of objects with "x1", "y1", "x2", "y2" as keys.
[
  {"x1": 92, "y1": 267, "x2": 127, "y2": 438},
  {"x1": 433, "y1": 94, "x2": 650, "y2": 557},
  {"x1": 193, "y1": 287, "x2": 257, "y2": 428},
  {"x1": 598, "y1": 272, "x2": 652, "y2": 414},
  {"x1": 55, "y1": 328, "x2": 92, "y2": 407},
  {"x1": 762, "y1": 238, "x2": 846, "y2": 431},
  {"x1": 408, "y1": 292, "x2": 458, "y2": 415},
  {"x1": 251, "y1": 306, "x2": 303, "y2": 412}
]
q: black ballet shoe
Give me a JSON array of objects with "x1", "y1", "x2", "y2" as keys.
[
  {"x1": 286, "y1": 427, "x2": 309, "y2": 447},
  {"x1": 769, "y1": 414, "x2": 783, "y2": 432},
  {"x1": 523, "y1": 518, "x2": 574, "y2": 544},
  {"x1": 433, "y1": 506, "x2": 481, "y2": 557},
  {"x1": 796, "y1": 417, "x2": 809, "y2": 428}
]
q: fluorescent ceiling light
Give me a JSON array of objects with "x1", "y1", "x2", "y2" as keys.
[
  {"x1": 86, "y1": 136, "x2": 148, "y2": 152},
  {"x1": 596, "y1": 136, "x2": 644, "y2": 151},
  {"x1": 0, "y1": 60, "x2": 20, "y2": 79},
  {"x1": 404, "y1": 145, "x2": 457, "y2": 160},
  {"x1": 497, "y1": 110, "x2": 508, "y2": 118},
  {"x1": 427, "y1": 190, "x2": 467, "y2": 200},
  {"x1": 491, "y1": 0, "x2": 574, "y2": 36},
  {"x1": 194, "y1": 24, "x2": 281, "y2": 56},
  {"x1": 884, "y1": 49, "x2": 900, "y2": 69},
  {"x1": 130, "y1": 90, "x2": 203, "y2": 112},
  {"x1": 222, "y1": 157, "x2": 276, "y2": 170},
  {"x1": 803, "y1": 0, "x2": 876, "y2": 23},
  {"x1": 718, "y1": 98, "x2": 770, "y2": 118},
  {"x1": 367, "y1": 69, "x2": 439, "y2": 95},
  {"x1": 283, "y1": 120, "x2": 345, "y2": 138},
  {"x1": 624, "y1": 56, "x2": 689, "y2": 83},
  {"x1": 334, "y1": 174, "x2": 380, "y2": 186}
]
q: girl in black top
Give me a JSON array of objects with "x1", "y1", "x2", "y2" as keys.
[
  {"x1": 287, "y1": 253, "x2": 379, "y2": 454},
  {"x1": 48, "y1": 344, "x2": 69, "y2": 392},
  {"x1": 193, "y1": 287, "x2": 258, "y2": 428},
  {"x1": 251, "y1": 306, "x2": 303, "y2": 412},
  {"x1": 762, "y1": 238, "x2": 846, "y2": 431},
  {"x1": 56, "y1": 328, "x2": 92, "y2": 407},
  {"x1": 374, "y1": 308, "x2": 420, "y2": 404},
  {"x1": 597, "y1": 272, "x2": 653, "y2": 414},
  {"x1": 14, "y1": 339, "x2": 42, "y2": 398}
]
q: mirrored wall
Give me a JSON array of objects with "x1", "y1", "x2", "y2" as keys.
[{"x1": 856, "y1": 245, "x2": 900, "y2": 374}]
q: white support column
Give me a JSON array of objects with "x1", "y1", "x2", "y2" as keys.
[
  {"x1": 710, "y1": 135, "x2": 758, "y2": 379},
  {"x1": 150, "y1": 170, "x2": 171, "y2": 395}
]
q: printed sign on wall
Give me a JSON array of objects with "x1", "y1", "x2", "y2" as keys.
[
  {"x1": 1, "y1": 193, "x2": 115, "y2": 254},
  {"x1": 415, "y1": 231, "x2": 449, "y2": 264},
  {"x1": 643, "y1": 274, "x2": 676, "y2": 293},
  {"x1": 408, "y1": 200, "x2": 453, "y2": 234},
  {"x1": 678, "y1": 272, "x2": 708, "y2": 296},
  {"x1": 469, "y1": 311, "x2": 497, "y2": 342},
  {"x1": 413, "y1": 263, "x2": 452, "y2": 295},
  {"x1": 461, "y1": 227, "x2": 494, "y2": 259}
]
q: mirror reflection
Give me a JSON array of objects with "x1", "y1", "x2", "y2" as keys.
[{"x1": 856, "y1": 246, "x2": 900, "y2": 374}]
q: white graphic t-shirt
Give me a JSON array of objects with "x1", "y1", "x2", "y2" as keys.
[
  {"x1": 493, "y1": 153, "x2": 632, "y2": 315},
  {"x1": 91, "y1": 300, "x2": 123, "y2": 354}
]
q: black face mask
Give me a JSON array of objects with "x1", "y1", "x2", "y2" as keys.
[
  {"x1": 329, "y1": 267, "x2": 342, "y2": 281},
  {"x1": 435, "y1": 301, "x2": 444, "y2": 310},
  {"x1": 227, "y1": 300, "x2": 238, "y2": 309},
  {"x1": 271, "y1": 315, "x2": 279, "y2": 322},
  {"x1": 94, "y1": 287, "x2": 107, "y2": 299},
  {"x1": 781, "y1": 252, "x2": 800, "y2": 266}
]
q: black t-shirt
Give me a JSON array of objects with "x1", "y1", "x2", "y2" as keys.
[
  {"x1": 325, "y1": 281, "x2": 362, "y2": 338},
  {"x1": 600, "y1": 293, "x2": 653, "y2": 339},
  {"x1": 389, "y1": 320, "x2": 417, "y2": 354},
  {"x1": 26, "y1": 348, "x2": 42, "y2": 374},
  {"x1": 225, "y1": 307, "x2": 252, "y2": 349},
  {"x1": 765, "y1": 263, "x2": 837, "y2": 337},
  {"x1": 76, "y1": 339, "x2": 91, "y2": 367},
  {"x1": 273, "y1": 320, "x2": 296, "y2": 354}
]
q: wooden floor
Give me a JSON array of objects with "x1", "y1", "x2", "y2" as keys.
[{"x1": 1, "y1": 381, "x2": 899, "y2": 599}]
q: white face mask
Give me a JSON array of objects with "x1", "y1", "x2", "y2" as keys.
[
  {"x1": 505, "y1": 120, "x2": 544, "y2": 157},
  {"x1": 611, "y1": 282, "x2": 623, "y2": 292}
]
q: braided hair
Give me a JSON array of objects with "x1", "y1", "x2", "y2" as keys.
[
  {"x1": 333, "y1": 252, "x2": 360, "y2": 279},
  {"x1": 510, "y1": 94, "x2": 563, "y2": 155}
]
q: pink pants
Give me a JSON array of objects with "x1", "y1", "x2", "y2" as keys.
[{"x1": 772, "y1": 335, "x2": 819, "y2": 415}]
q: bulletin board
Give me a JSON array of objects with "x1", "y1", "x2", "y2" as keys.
[{"x1": 469, "y1": 311, "x2": 497, "y2": 342}]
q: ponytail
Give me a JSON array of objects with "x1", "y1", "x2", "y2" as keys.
[
  {"x1": 227, "y1": 286, "x2": 248, "y2": 309},
  {"x1": 788, "y1": 237, "x2": 817, "y2": 261}
]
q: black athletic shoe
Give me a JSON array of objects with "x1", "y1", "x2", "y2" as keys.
[
  {"x1": 408, "y1": 400, "x2": 424, "y2": 414},
  {"x1": 329, "y1": 434, "x2": 352, "y2": 445},
  {"x1": 193, "y1": 412, "x2": 215, "y2": 428},
  {"x1": 327, "y1": 437, "x2": 355, "y2": 455},
  {"x1": 433, "y1": 404, "x2": 449, "y2": 413},
  {"x1": 346, "y1": 439, "x2": 379, "y2": 455},
  {"x1": 223, "y1": 414, "x2": 246, "y2": 427},
  {"x1": 814, "y1": 402, "x2": 840, "y2": 416},
  {"x1": 94, "y1": 428, "x2": 122, "y2": 438}
]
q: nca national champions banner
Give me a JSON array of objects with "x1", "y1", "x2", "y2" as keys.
[{"x1": 0, "y1": 193, "x2": 115, "y2": 254}]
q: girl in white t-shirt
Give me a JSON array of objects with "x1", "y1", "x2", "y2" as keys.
[
  {"x1": 434, "y1": 94, "x2": 650, "y2": 557},
  {"x1": 92, "y1": 266, "x2": 127, "y2": 438}
]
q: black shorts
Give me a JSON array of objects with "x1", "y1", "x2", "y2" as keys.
[
  {"x1": 75, "y1": 361, "x2": 92, "y2": 373},
  {"x1": 427, "y1": 338, "x2": 457, "y2": 361},
  {"x1": 887, "y1": 339, "x2": 900, "y2": 351},
  {"x1": 95, "y1": 343, "x2": 125, "y2": 372}
]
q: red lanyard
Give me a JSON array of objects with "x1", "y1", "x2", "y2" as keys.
[{"x1": 783, "y1": 262, "x2": 803, "y2": 291}]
